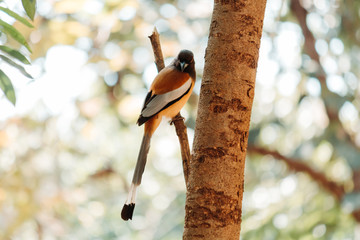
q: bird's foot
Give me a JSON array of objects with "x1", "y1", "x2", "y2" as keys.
[{"x1": 170, "y1": 114, "x2": 185, "y2": 125}]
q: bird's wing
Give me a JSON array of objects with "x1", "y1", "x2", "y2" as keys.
[{"x1": 141, "y1": 78, "x2": 192, "y2": 118}]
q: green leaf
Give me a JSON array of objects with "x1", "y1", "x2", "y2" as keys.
[
  {"x1": 21, "y1": 0, "x2": 36, "y2": 21},
  {"x1": 0, "y1": 45, "x2": 30, "y2": 64},
  {"x1": 0, "y1": 69, "x2": 16, "y2": 105},
  {"x1": 0, "y1": 6, "x2": 34, "y2": 28},
  {"x1": 0, "y1": 55, "x2": 33, "y2": 79},
  {"x1": 0, "y1": 19, "x2": 32, "y2": 52}
]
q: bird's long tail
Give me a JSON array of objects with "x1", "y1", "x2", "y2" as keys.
[{"x1": 121, "y1": 134, "x2": 151, "y2": 221}]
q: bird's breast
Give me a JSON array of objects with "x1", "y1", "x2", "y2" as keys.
[{"x1": 151, "y1": 67, "x2": 191, "y2": 95}]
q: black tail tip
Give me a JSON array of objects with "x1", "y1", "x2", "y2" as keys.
[{"x1": 121, "y1": 203, "x2": 135, "y2": 221}]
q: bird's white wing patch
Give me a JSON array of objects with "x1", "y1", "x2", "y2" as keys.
[{"x1": 141, "y1": 78, "x2": 192, "y2": 117}]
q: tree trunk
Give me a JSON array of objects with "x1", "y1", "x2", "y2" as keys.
[{"x1": 183, "y1": 0, "x2": 267, "y2": 239}]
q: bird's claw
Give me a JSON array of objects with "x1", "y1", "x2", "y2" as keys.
[{"x1": 170, "y1": 115, "x2": 185, "y2": 125}]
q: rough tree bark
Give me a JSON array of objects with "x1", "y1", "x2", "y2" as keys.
[{"x1": 183, "y1": 0, "x2": 267, "y2": 239}]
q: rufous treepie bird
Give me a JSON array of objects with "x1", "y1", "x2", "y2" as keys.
[{"x1": 121, "y1": 49, "x2": 196, "y2": 221}]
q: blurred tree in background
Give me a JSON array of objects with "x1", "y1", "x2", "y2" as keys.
[{"x1": 0, "y1": 0, "x2": 359, "y2": 239}]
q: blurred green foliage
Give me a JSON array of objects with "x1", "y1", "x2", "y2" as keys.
[
  {"x1": 0, "y1": 1, "x2": 35, "y2": 105},
  {"x1": 0, "y1": 0, "x2": 359, "y2": 239}
]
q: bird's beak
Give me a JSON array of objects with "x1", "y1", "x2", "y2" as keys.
[{"x1": 180, "y1": 62, "x2": 188, "y2": 72}]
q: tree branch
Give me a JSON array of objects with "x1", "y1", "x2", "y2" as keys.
[
  {"x1": 247, "y1": 145, "x2": 345, "y2": 201},
  {"x1": 290, "y1": 0, "x2": 324, "y2": 82},
  {"x1": 148, "y1": 28, "x2": 165, "y2": 72},
  {"x1": 290, "y1": 0, "x2": 360, "y2": 187},
  {"x1": 290, "y1": 0, "x2": 353, "y2": 125},
  {"x1": 148, "y1": 27, "x2": 190, "y2": 186},
  {"x1": 247, "y1": 145, "x2": 360, "y2": 222}
]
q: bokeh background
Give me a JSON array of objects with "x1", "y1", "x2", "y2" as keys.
[{"x1": 1, "y1": 0, "x2": 360, "y2": 239}]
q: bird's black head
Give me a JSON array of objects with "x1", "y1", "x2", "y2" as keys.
[{"x1": 174, "y1": 49, "x2": 195, "y2": 79}]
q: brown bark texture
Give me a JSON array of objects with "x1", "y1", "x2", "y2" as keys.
[{"x1": 183, "y1": 0, "x2": 267, "y2": 239}]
